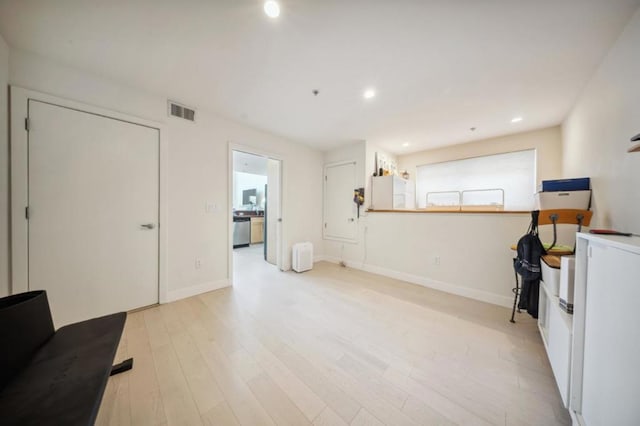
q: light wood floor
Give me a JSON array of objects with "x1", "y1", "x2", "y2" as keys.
[{"x1": 96, "y1": 244, "x2": 570, "y2": 426}]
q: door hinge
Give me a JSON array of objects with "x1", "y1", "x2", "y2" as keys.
[
  {"x1": 25, "y1": 206, "x2": 30, "y2": 220},
  {"x1": 25, "y1": 118, "x2": 30, "y2": 131},
  {"x1": 324, "y1": 222, "x2": 327, "y2": 228},
  {"x1": 325, "y1": 176, "x2": 327, "y2": 181}
]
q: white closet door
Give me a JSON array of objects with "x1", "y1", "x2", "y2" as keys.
[
  {"x1": 28, "y1": 100, "x2": 159, "y2": 326},
  {"x1": 324, "y1": 162, "x2": 357, "y2": 241}
]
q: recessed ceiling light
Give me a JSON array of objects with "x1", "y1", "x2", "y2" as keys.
[
  {"x1": 264, "y1": 1, "x2": 280, "y2": 18},
  {"x1": 402, "y1": 142, "x2": 410, "y2": 147},
  {"x1": 511, "y1": 116, "x2": 523, "y2": 123},
  {"x1": 363, "y1": 89, "x2": 376, "y2": 99}
]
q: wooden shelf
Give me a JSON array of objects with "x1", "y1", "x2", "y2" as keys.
[{"x1": 628, "y1": 142, "x2": 640, "y2": 153}]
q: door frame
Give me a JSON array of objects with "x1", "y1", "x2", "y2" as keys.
[
  {"x1": 228, "y1": 143, "x2": 284, "y2": 284},
  {"x1": 10, "y1": 86, "x2": 169, "y2": 303},
  {"x1": 323, "y1": 160, "x2": 358, "y2": 243}
]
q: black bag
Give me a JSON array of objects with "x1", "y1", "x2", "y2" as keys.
[
  {"x1": 514, "y1": 211, "x2": 546, "y2": 318},
  {"x1": 514, "y1": 211, "x2": 546, "y2": 280},
  {"x1": 518, "y1": 278, "x2": 539, "y2": 318}
]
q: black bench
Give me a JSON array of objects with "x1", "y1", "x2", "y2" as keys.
[{"x1": 0, "y1": 290, "x2": 132, "y2": 425}]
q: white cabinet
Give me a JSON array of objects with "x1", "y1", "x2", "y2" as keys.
[
  {"x1": 538, "y1": 278, "x2": 573, "y2": 408},
  {"x1": 570, "y1": 234, "x2": 640, "y2": 425},
  {"x1": 371, "y1": 175, "x2": 414, "y2": 210}
]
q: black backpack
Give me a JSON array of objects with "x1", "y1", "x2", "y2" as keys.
[
  {"x1": 514, "y1": 211, "x2": 546, "y2": 318},
  {"x1": 514, "y1": 210, "x2": 546, "y2": 281}
]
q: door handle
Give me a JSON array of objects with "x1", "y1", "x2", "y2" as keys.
[
  {"x1": 140, "y1": 223, "x2": 156, "y2": 230},
  {"x1": 348, "y1": 218, "x2": 355, "y2": 222}
]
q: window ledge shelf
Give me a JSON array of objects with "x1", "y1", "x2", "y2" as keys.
[{"x1": 367, "y1": 209, "x2": 530, "y2": 214}]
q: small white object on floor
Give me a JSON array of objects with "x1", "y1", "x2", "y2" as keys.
[{"x1": 292, "y1": 242, "x2": 313, "y2": 272}]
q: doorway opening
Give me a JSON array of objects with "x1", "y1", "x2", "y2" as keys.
[{"x1": 230, "y1": 149, "x2": 282, "y2": 281}]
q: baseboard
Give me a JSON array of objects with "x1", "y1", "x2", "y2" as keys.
[
  {"x1": 319, "y1": 257, "x2": 512, "y2": 308},
  {"x1": 320, "y1": 255, "x2": 341, "y2": 264},
  {"x1": 165, "y1": 279, "x2": 230, "y2": 303}
]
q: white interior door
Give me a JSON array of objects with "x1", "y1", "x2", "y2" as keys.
[
  {"x1": 28, "y1": 100, "x2": 159, "y2": 326},
  {"x1": 324, "y1": 162, "x2": 357, "y2": 241}
]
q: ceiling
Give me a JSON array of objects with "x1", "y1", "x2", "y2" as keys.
[
  {"x1": 0, "y1": 1, "x2": 638, "y2": 154},
  {"x1": 233, "y1": 150, "x2": 268, "y2": 176}
]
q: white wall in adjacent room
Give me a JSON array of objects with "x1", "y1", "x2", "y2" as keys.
[
  {"x1": 233, "y1": 172, "x2": 267, "y2": 210},
  {"x1": 0, "y1": 34, "x2": 9, "y2": 297},
  {"x1": 563, "y1": 8, "x2": 640, "y2": 234},
  {"x1": 7, "y1": 49, "x2": 324, "y2": 298}
]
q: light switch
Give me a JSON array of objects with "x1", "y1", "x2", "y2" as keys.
[{"x1": 205, "y1": 202, "x2": 217, "y2": 213}]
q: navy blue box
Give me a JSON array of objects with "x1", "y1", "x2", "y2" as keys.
[{"x1": 542, "y1": 177, "x2": 590, "y2": 192}]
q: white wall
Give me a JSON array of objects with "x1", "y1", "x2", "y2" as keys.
[
  {"x1": 0, "y1": 34, "x2": 8, "y2": 297},
  {"x1": 398, "y1": 126, "x2": 563, "y2": 190},
  {"x1": 353, "y1": 212, "x2": 530, "y2": 306},
  {"x1": 7, "y1": 49, "x2": 324, "y2": 298},
  {"x1": 563, "y1": 8, "x2": 640, "y2": 234},
  {"x1": 321, "y1": 130, "x2": 562, "y2": 307}
]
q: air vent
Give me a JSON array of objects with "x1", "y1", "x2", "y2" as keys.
[{"x1": 168, "y1": 101, "x2": 196, "y2": 122}]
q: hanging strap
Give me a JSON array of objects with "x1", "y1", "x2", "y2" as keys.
[
  {"x1": 548, "y1": 213, "x2": 558, "y2": 251},
  {"x1": 530, "y1": 210, "x2": 540, "y2": 235}
]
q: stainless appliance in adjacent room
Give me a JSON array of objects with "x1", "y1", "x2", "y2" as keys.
[{"x1": 233, "y1": 216, "x2": 251, "y2": 248}]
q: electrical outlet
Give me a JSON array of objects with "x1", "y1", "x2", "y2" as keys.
[
  {"x1": 434, "y1": 256, "x2": 441, "y2": 265},
  {"x1": 195, "y1": 258, "x2": 202, "y2": 269}
]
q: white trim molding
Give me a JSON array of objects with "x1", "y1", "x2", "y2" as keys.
[
  {"x1": 313, "y1": 255, "x2": 329, "y2": 263},
  {"x1": 319, "y1": 256, "x2": 513, "y2": 308},
  {"x1": 166, "y1": 280, "x2": 230, "y2": 303},
  {"x1": 9, "y1": 86, "x2": 169, "y2": 304},
  {"x1": 322, "y1": 160, "x2": 359, "y2": 244},
  {"x1": 227, "y1": 142, "x2": 286, "y2": 283}
]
